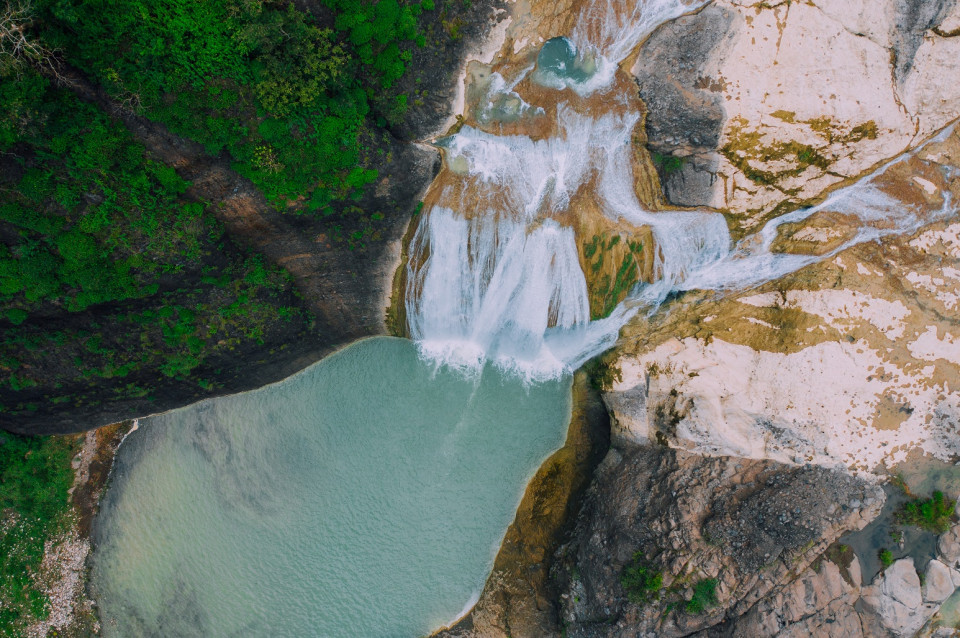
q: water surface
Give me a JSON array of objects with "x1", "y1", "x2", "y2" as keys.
[{"x1": 92, "y1": 337, "x2": 571, "y2": 637}]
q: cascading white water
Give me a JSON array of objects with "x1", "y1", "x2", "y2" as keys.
[
  {"x1": 531, "y1": 0, "x2": 712, "y2": 95},
  {"x1": 405, "y1": 0, "x2": 958, "y2": 379}
]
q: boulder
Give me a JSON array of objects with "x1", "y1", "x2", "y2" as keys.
[
  {"x1": 938, "y1": 524, "x2": 960, "y2": 567},
  {"x1": 923, "y1": 559, "x2": 956, "y2": 603},
  {"x1": 861, "y1": 558, "x2": 935, "y2": 637}
]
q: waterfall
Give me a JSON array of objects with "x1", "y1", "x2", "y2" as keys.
[{"x1": 404, "y1": 0, "x2": 958, "y2": 380}]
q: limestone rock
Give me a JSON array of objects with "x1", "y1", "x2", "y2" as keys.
[
  {"x1": 861, "y1": 558, "x2": 936, "y2": 637},
  {"x1": 606, "y1": 126, "x2": 960, "y2": 477},
  {"x1": 634, "y1": 0, "x2": 960, "y2": 225},
  {"x1": 923, "y1": 560, "x2": 956, "y2": 603},
  {"x1": 938, "y1": 524, "x2": 960, "y2": 568}
]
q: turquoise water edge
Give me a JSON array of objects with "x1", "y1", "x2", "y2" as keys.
[{"x1": 91, "y1": 337, "x2": 572, "y2": 637}]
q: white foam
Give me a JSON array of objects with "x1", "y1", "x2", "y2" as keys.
[{"x1": 405, "y1": 0, "x2": 958, "y2": 381}]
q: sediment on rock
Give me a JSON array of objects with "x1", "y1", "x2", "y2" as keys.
[{"x1": 435, "y1": 371, "x2": 610, "y2": 638}]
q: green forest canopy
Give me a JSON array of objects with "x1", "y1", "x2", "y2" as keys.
[{"x1": 36, "y1": 0, "x2": 430, "y2": 208}]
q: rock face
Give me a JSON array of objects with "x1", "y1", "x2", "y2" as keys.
[
  {"x1": 554, "y1": 443, "x2": 885, "y2": 637},
  {"x1": 634, "y1": 0, "x2": 960, "y2": 229},
  {"x1": 554, "y1": 442, "x2": 960, "y2": 638},
  {"x1": 604, "y1": 126, "x2": 960, "y2": 477}
]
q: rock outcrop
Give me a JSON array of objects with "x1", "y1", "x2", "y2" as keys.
[
  {"x1": 605, "y1": 123, "x2": 960, "y2": 477},
  {"x1": 554, "y1": 442, "x2": 960, "y2": 638},
  {"x1": 635, "y1": 0, "x2": 960, "y2": 230},
  {"x1": 553, "y1": 443, "x2": 885, "y2": 637}
]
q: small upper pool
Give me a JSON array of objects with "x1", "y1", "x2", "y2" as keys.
[
  {"x1": 532, "y1": 37, "x2": 599, "y2": 89},
  {"x1": 90, "y1": 337, "x2": 572, "y2": 637}
]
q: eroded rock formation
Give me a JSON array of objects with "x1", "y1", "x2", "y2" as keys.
[{"x1": 635, "y1": 0, "x2": 960, "y2": 230}]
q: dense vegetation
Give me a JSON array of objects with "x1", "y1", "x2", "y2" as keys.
[
  {"x1": 878, "y1": 548, "x2": 895, "y2": 569},
  {"x1": 35, "y1": 0, "x2": 429, "y2": 210},
  {"x1": 620, "y1": 552, "x2": 664, "y2": 604},
  {"x1": 0, "y1": 431, "x2": 79, "y2": 633},
  {"x1": 1, "y1": 76, "x2": 312, "y2": 418},
  {"x1": 684, "y1": 578, "x2": 719, "y2": 614}
]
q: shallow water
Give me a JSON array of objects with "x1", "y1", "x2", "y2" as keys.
[
  {"x1": 91, "y1": 337, "x2": 571, "y2": 637},
  {"x1": 841, "y1": 454, "x2": 960, "y2": 583}
]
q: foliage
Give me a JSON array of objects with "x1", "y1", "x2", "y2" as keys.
[
  {"x1": 582, "y1": 233, "x2": 643, "y2": 319},
  {"x1": 896, "y1": 491, "x2": 956, "y2": 534},
  {"x1": 582, "y1": 353, "x2": 622, "y2": 392},
  {"x1": 685, "y1": 578, "x2": 719, "y2": 614},
  {"x1": 0, "y1": 431, "x2": 80, "y2": 632},
  {"x1": 0, "y1": 74, "x2": 204, "y2": 314},
  {"x1": 34, "y1": 0, "x2": 429, "y2": 209},
  {"x1": 879, "y1": 548, "x2": 895, "y2": 569},
  {"x1": 0, "y1": 74, "x2": 310, "y2": 417},
  {"x1": 651, "y1": 151, "x2": 684, "y2": 176},
  {"x1": 621, "y1": 552, "x2": 663, "y2": 605}
]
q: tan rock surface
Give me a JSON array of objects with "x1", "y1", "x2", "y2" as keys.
[{"x1": 635, "y1": 0, "x2": 960, "y2": 227}]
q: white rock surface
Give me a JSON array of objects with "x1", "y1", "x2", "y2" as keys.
[
  {"x1": 635, "y1": 0, "x2": 960, "y2": 223},
  {"x1": 861, "y1": 558, "x2": 934, "y2": 637},
  {"x1": 939, "y1": 524, "x2": 960, "y2": 568},
  {"x1": 924, "y1": 560, "x2": 957, "y2": 603}
]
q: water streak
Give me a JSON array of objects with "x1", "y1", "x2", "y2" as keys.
[{"x1": 405, "y1": 0, "x2": 958, "y2": 380}]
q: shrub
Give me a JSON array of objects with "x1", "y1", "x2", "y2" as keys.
[
  {"x1": 620, "y1": 552, "x2": 663, "y2": 605},
  {"x1": 0, "y1": 432, "x2": 79, "y2": 629},
  {"x1": 896, "y1": 491, "x2": 956, "y2": 534},
  {"x1": 879, "y1": 548, "x2": 895, "y2": 569},
  {"x1": 685, "y1": 578, "x2": 719, "y2": 614}
]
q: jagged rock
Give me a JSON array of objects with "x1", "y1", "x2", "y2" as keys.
[
  {"x1": 554, "y1": 443, "x2": 884, "y2": 637},
  {"x1": 722, "y1": 559, "x2": 864, "y2": 638},
  {"x1": 861, "y1": 558, "x2": 937, "y2": 637},
  {"x1": 923, "y1": 560, "x2": 956, "y2": 603}
]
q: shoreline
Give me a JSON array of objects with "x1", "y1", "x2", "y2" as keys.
[
  {"x1": 434, "y1": 369, "x2": 611, "y2": 637},
  {"x1": 25, "y1": 421, "x2": 131, "y2": 638}
]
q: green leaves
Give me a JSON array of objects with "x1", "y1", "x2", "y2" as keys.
[
  {"x1": 620, "y1": 553, "x2": 664, "y2": 605},
  {"x1": 35, "y1": 0, "x2": 422, "y2": 209},
  {"x1": 896, "y1": 490, "x2": 957, "y2": 533},
  {"x1": 0, "y1": 432, "x2": 79, "y2": 630}
]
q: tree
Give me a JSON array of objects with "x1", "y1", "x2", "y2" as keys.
[{"x1": 0, "y1": 1, "x2": 54, "y2": 78}]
